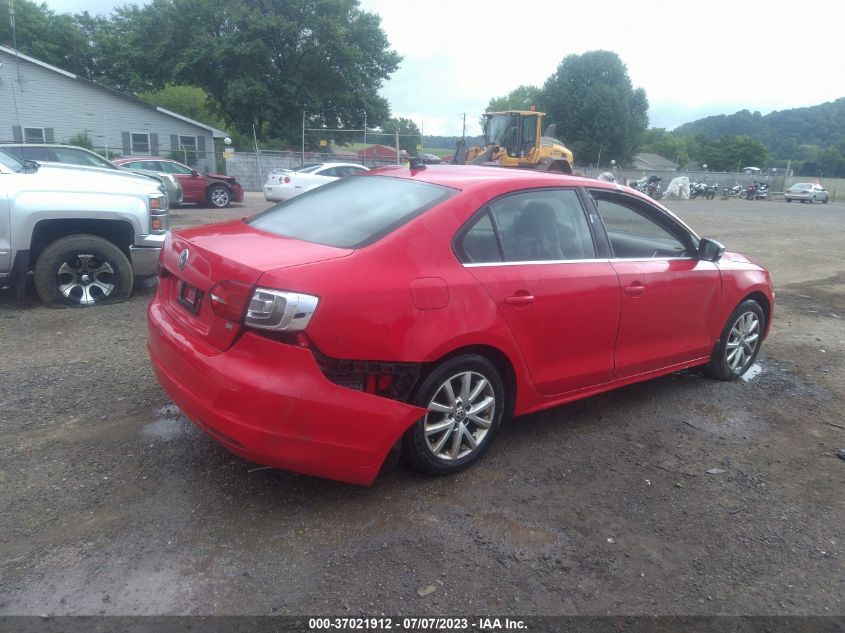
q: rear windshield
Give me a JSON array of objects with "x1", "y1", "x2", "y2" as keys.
[{"x1": 247, "y1": 175, "x2": 456, "y2": 248}]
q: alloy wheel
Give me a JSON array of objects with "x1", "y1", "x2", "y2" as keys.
[
  {"x1": 423, "y1": 371, "x2": 496, "y2": 461},
  {"x1": 57, "y1": 253, "x2": 116, "y2": 305},
  {"x1": 726, "y1": 311, "x2": 760, "y2": 372},
  {"x1": 210, "y1": 187, "x2": 230, "y2": 208}
]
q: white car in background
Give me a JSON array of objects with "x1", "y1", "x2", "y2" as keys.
[
  {"x1": 784, "y1": 182, "x2": 829, "y2": 204},
  {"x1": 263, "y1": 162, "x2": 369, "y2": 202}
]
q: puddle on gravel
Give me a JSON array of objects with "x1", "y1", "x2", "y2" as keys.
[
  {"x1": 140, "y1": 404, "x2": 191, "y2": 440},
  {"x1": 741, "y1": 364, "x2": 763, "y2": 382}
]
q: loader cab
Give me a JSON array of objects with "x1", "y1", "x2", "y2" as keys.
[{"x1": 484, "y1": 111, "x2": 540, "y2": 160}]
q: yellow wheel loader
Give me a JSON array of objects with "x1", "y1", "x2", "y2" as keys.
[{"x1": 451, "y1": 110, "x2": 573, "y2": 174}]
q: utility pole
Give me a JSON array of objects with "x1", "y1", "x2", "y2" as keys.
[
  {"x1": 395, "y1": 130, "x2": 400, "y2": 164},
  {"x1": 363, "y1": 111, "x2": 367, "y2": 148},
  {"x1": 301, "y1": 110, "x2": 306, "y2": 167},
  {"x1": 461, "y1": 113, "x2": 466, "y2": 141}
]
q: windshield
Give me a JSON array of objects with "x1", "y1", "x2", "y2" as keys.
[
  {"x1": 248, "y1": 175, "x2": 457, "y2": 248},
  {"x1": 486, "y1": 114, "x2": 516, "y2": 146},
  {"x1": 0, "y1": 148, "x2": 25, "y2": 172}
]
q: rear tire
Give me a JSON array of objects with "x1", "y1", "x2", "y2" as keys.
[
  {"x1": 705, "y1": 300, "x2": 765, "y2": 381},
  {"x1": 34, "y1": 234, "x2": 133, "y2": 308},
  {"x1": 403, "y1": 354, "x2": 505, "y2": 476}
]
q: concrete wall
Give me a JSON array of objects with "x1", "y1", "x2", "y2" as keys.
[
  {"x1": 0, "y1": 49, "x2": 216, "y2": 173},
  {"x1": 225, "y1": 151, "x2": 395, "y2": 191}
]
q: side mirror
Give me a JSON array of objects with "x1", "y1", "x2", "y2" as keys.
[
  {"x1": 698, "y1": 238, "x2": 725, "y2": 262},
  {"x1": 191, "y1": 169, "x2": 201, "y2": 177}
]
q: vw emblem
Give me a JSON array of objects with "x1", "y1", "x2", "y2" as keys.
[{"x1": 178, "y1": 249, "x2": 189, "y2": 270}]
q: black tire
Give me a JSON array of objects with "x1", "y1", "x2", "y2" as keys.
[
  {"x1": 705, "y1": 299, "x2": 765, "y2": 381},
  {"x1": 786, "y1": 198, "x2": 792, "y2": 203},
  {"x1": 207, "y1": 184, "x2": 232, "y2": 208},
  {"x1": 402, "y1": 354, "x2": 505, "y2": 476},
  {"x1": 33, "y1": 234, "x2": 133, "y2": 308},
  {"x1": 808, "y1": 196, "x2": 814, "y2": 204},
  {"x1": 822, "y1": 197, "x2": 828, "y2": 204}
]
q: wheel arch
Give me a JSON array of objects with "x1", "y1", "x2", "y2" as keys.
[
  {"x1": 742, "y1": 290, "x2": 772, "y2": 334},
  {"x1": 29, "y1": 219, "x2": 134, "y2": 271},
  {"x1": 419, "y1": 344, "x2": 517, "y2": 418}
]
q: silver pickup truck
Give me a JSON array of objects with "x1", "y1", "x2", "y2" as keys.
[{"x1": 0, "y1": 149, "x2": 169, "y2": 307}]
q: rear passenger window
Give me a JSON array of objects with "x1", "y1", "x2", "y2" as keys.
[
  {"x1": 459, "y1": 212, "x2": 502, "y2": 263},
  {"x1": 493, "y1": 190, "x2": 595, "y2": 261},
  {"x1": 457, "y1": 189, "x2": 595, "y2": 264}
]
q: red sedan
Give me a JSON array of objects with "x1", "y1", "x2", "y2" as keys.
[
  {"x1": 148, "y1": 166, "x2": 774, "y2": 485},
  {"x1": 114, "y1": 157, "x2": 244, "y2": 208}
]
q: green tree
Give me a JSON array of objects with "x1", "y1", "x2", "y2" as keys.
[
  {"x1": 697, "y1": 136, "x2": 769, "y2": 172},
  {"x1": 0, "y1": 0, "x2": 94, "y2": 77},
  {"x1": 380, "y1": 117, "x2": 421, "y2": 153},
  {"x1": 106, "y1": 0, "x2": 400, "y2": 142},
  {"x1": 138, "y1": 85, "x2": 226, "y2": 129},
  {"x1": 640, "y1": 128, "x2": 689, "y2": 166},
  {"x1": 540, "y1": 51, "x2": 649, "y2": 166}
]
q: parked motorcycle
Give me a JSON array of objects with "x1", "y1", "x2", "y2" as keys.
[
  {"x1": 690, "y1": 182, "x2": 717, "y2": 200},
  {"x1": 745, "y1": 183, "x2": 758, "y2": 200},
  {"x1": 755, "y1": 183, "x2": 769, "y2": 200},
  {"x1": 645, "y1": 175, "x2": 662, "y2": 200}
]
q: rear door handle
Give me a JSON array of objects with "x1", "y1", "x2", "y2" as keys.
[
  {"x1": 504, "y1": 293, "x2": 535, "y2": 307},
  {"x1": 624, "y1": 282, "x2": 646, "y2": 296}
]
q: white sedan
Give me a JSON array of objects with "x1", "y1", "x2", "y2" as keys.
[
  {"x1": 784, "y1": 182, "x2": 829, "y2": 204},
  {"x1": 263, "y1": 162, "x2": 369, "y2": 202}
]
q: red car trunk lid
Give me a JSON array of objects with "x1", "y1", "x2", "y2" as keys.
[{"x1": 160, "y1": 220, "x2": 352, "y2": 350}]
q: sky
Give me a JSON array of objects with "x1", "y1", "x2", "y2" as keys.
[{"x1": 40, "y1": 0, "x2": 845, "y2": 136}]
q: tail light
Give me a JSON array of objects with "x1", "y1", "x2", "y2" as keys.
[
  {"x1": 283, "y1": 176, "x2": 291, "y2": 184},
  {"x1": 209, "y1": 281, "x2": 254, "y2": 322},
  {"x1": 245, "y1": 289, "x2": 319, "y2": 331}
]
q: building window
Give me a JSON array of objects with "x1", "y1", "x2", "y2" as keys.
[
  {"x1": 24, "y1": 127, "x2": 46, "y2": 143},
  {"x1": 131, "y1": 133, "x2": 151, "y2": 154},
  {"x1": 178, "y1": 135, "x2": 197, "y2": 153}
]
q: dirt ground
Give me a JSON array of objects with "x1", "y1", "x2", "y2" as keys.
[{"x1": 1, "y1": 193, "x2": 843, "y2": 617}]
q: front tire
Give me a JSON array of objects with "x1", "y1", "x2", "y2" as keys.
[
  {"x1": 705, "y1": 300, "x2": 765, "y2": 381},
  {"x1": 207, "y1": 184, "x2": 232, "y2": 208},
  {"x1": 34, "y1": 235, "x2": 133, "y2": 308},
  {"x1": 403, "y1": 355, "x2": 505, "y2": 476}
]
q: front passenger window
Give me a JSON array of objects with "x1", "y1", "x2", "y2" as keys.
[{"x1": 594, "y1": 198, "x2": 692, "y2": 259}]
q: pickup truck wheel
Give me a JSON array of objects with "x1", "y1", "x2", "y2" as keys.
[
  {"x1": 34, "y1": 235, "x2": 133, "y2": 307},
  {"x1": 207, "y1": 185, "x2": 232, "y2": 208}
]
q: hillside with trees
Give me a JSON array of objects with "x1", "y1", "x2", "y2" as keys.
[{"x1": 671, "y1": 99, "x2": 845, "y2": 176}]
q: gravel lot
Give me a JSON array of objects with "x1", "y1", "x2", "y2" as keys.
[{"x1": 1, "y1": 192, "x2": 843, "y2": 617}]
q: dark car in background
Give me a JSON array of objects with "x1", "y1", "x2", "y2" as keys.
[
  {"x1": 114, "y1": 157, "x2": 244, "y2": 208},
  {"x1": 417, "y1": 153, "x2": 443, "y2": 164}
]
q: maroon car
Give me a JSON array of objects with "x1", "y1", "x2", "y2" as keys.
[{"x1": 114, "y1": 157, "x2": 244, "y2": 208}]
